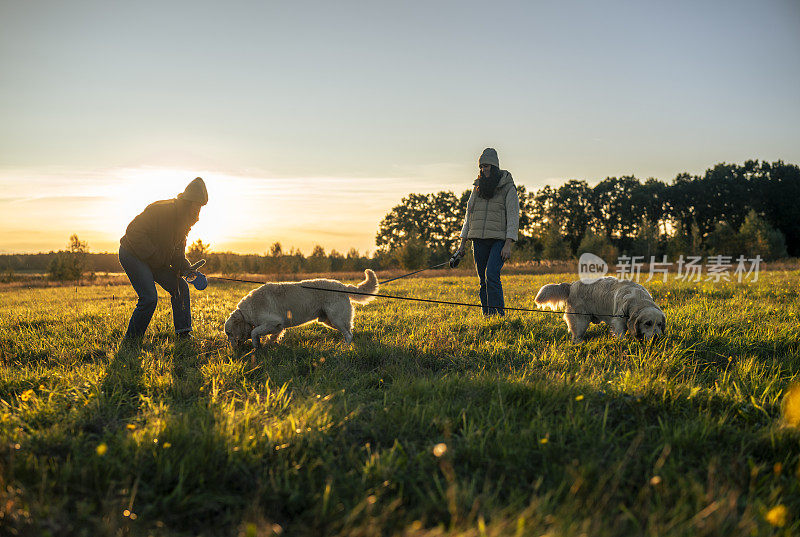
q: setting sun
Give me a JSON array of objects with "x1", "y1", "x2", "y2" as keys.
[
  {"x1": 0, "y1": 166, "x2": 407, "y2": 255},
  {"x1": 102, "y1": 168, "x2": 260, "y2": 250}
]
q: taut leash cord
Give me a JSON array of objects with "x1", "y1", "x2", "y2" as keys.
[
  {"x1": 206, "y1": 276, "x2": 626, "y2": 317},
  {"x1": 298, "y1": 285, "x2": 627, "y2": 317}
]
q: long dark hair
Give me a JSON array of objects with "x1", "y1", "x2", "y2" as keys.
[{"x1": 477, "y1": 165, "x2": 502, "y2": 199}]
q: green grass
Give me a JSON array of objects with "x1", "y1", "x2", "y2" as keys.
[{"x1": 1, "y1": 271, "x2": 799, "y2": 536}]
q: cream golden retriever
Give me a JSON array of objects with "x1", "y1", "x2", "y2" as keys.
[
  {"x1": 534, "y1": 277, "x2": 665, "y2": 343},
  {"x1": 224, "y1": 269, "x2": 378, "y2": 348}
]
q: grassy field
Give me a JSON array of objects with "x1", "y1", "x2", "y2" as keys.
[{"x1": 1, "y1": 271, "x2": 799, "y2": 536}]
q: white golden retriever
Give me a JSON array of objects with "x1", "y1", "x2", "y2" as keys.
[
  {"x1": 534, "y1": 277, "x2": 665, "y2": 343},
  {"x1": 224, "y1": 270, "x2": 378, "y2": 348}
]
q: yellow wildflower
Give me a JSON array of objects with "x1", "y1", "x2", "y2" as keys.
[
  {"x1": 20, "y1": 389, "x2": 34, "y2": 402},
  {"x1": 432, "y1": 443, "x2": 447, "y2": 457},
  {"x1": 765, "y1": 505, "x2": 788, "y2": 527},
  {"x1": 96, "y1": 443, "x2": 108, "y2": 456},
  {"x1": 782, "y1": 383, "x2": 800, "y2": 427}
]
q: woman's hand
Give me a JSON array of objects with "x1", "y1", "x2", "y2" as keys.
[
  {"x1": 455, "y1": 238, "x2": 467, "y2": 258},
  {"x1": 501, "y1": 239, "x2": 514, "y2": 260}
]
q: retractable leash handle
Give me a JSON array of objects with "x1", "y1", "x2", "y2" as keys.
[
  {"x1": 190, "y1": 272, "x2": 207, "y2": 290},
  {"x1": 449, "y1": 250, "x2": 465, "y2": 268},
  {"x1": 184, "y1": 259, "x2": 208, "y2": 290}
]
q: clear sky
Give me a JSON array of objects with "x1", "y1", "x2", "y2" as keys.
[{"x1": 1, "y1": 0, "x2": 798, "y2": 254}]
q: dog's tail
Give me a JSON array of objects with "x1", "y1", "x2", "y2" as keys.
[
  {"x1": 534, "y1": 282, "x2": 571, "y2": 310},
  {"x1": 346, "y1": 269, "x2": 379, "y2": 304}
]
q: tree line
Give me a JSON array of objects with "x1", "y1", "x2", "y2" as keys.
[
  {"x1": 4, "y1": 159, "x2": 796, "y2": 281},
  {"x1": 376, "y1": 159, "x2": 799, "y2": 263},
  {"x1": 182, "y1": 240, "x2": 384, "y2": 275},
  {"x1": 0, "y1": 238, "x2": 387, "y2": 281}
]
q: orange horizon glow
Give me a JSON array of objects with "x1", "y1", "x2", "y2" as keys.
[{"x1": 0, "y1": 165, "x2": 468, "y2": 256}]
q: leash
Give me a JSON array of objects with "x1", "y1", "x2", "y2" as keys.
[
  {"x1": 299, "y1": 285, "x2": 627, "y2": 317},
  {"x1": 378, "y1": 260, "x2": 450, "y2": 284},
  {"x1": 207, "y1": 276, "x2": 626, "y2": 317},
  {"x1": 209, "y1": 275, "x2": 276, "y2": 285}
]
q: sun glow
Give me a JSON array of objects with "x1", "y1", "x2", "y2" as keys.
[
  {"x1": 0, "y1": 165, "x2": 403, "y2": 255},
  {"x1": 102, "y1": 168, "x2": 263, "y2": 251}
]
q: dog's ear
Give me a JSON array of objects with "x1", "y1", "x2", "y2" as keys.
[
  {"x1": 627, "y1": 310, "x2": 639, "y2": 337},
  {"x1": 232, "y1": 310, "x2": 246, "y2": 330}
]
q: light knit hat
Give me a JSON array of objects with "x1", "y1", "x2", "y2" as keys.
[
  {"x1": 177, "y1": 177, "x2": 208, "y2": 205},
  {"x1": 479, "y1": 148, "x2": 499, "y2": 168}
]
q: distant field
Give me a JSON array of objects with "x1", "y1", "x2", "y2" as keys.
[{"x1": 1, "y1": 272, "x2": 799, "y2": 536}]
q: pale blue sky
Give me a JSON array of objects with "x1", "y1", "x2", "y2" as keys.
[{"x1": 1, "y1": 0, "x2": 798, "y2": 253}]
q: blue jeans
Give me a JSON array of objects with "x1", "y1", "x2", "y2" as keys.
[
  {"x1": 119, "y1": 246, "x2": 191, "y2": 338},
  {"x1": 472, "y1": 239, "x2": 506, "y2": 316}
]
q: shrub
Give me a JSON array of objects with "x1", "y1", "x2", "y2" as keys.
[
  {"x1": 633, "y1": 217, "x2": 661, "y2": 258},
  {"x1": 738, "y1": 210, "x2": 787, "y2": 260},
  {"x1": 577, "y1": 230, "x2": 618, "y2": 264},
  {"x1": 707, "y1": 221, "x2": 741, "y2": 255},
  {"x1": 0, "y1": 266, "x2": 15, "y2": 283},
  {"x1": 48, "y1": 234, "x2": 88, "y2": 281},
  {"x1": 394, "y1": 233, "x2": 430, "y2": 270},
  {"x1": 541, "y1": 223, "x2": 572, "y2": 260},
  {"x1": 666, "y1": 222, "x2": 703, "y2": 258},
  {"x1": 187, "y1": 239, "x2": 211, "y2": 262}
]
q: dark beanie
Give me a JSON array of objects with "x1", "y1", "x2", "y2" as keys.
[
  {"x1": 177, "y1": 177, "x2": 208, "y2": 205},
  {"x1": 479, "y1": 148, "x2": 499, "y2": 168}
]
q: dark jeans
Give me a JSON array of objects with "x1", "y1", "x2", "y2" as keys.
[
  {"x1": 472, "y1": 238, "x2": 505, "y2": 316},
  {"x1": 119, "y1": 246, "x2": 191, "y2": 338}
]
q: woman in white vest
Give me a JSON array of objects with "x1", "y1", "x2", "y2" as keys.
[{"x1": 455, "y1": 148, "x2": 520, "y2": 316}]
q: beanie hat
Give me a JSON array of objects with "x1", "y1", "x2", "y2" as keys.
[
  {"x1": 479, "y1": 148, "x2": 499, "y2": 168},
  {"x1": 177, "y1": 177, "x2": 208, "y2": 205}
]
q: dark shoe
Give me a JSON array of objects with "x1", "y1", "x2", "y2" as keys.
[
  {"x1": 177, "y1": 332, "x2": 193, "y2": 341},
  {"x1": 174, "y1": 333, "x2": 199, "y2": 356},
  {"x1": 175, "y1": 332, "x2": 200, "y2": 349},
  {"x1": 119, "y1": 335, "x2": 142, "y2": 350}
]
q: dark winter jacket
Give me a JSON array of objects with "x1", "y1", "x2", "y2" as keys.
[{"x1": 120, "y1": 199, "x2": 193, "y2": 272}]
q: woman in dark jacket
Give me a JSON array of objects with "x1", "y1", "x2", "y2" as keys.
[
  {"x1": 455, "y1": 148, "x2": 520, "y2": 316},
  {"x1": 118, "y1": 177, "x2": 207, "y2": 342}
]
